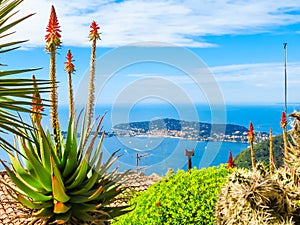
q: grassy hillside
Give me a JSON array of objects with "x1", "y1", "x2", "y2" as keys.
[{"x1": 235, "y1": 134, "x2": 284, "y2": 168}]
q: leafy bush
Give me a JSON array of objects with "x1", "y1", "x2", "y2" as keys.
[{"x1": 112, "y1": 165, "x2": 229, "y2": 225}]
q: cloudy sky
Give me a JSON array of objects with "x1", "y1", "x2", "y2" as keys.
[{"x1": 5, "y1": 0, "x2": 300, "y2": 106}]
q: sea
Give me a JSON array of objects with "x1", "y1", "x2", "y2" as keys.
[{"x1": 1, "y1": 103, "x2": 299, "y2": 175}]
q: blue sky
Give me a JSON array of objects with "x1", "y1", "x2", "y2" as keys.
[{"x1": 4, "y1": 0, "x2": 300, "y2": 106}]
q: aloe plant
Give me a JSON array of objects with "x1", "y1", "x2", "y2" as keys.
[
  {"x1": 1, "y1": 112, "x2": 130, "y2": 224},
  {"x1": 1, "y1": 77, "x2": 130, "y2": 223},
  {"x1": 0, "y1": 3, "x2": 132, "y2": 223}
]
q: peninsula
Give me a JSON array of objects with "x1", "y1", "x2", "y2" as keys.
[{"x1": 111, "y1": 118, "x2": 269, "y2": 143}]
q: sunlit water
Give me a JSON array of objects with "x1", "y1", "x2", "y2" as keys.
[{"x1": 0, "y1": 103, "x2": 297, "y2": 175}]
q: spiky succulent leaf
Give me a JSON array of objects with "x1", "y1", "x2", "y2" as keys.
[
  {"x1": 34, "y1": 207, "x2": 53, "y2": 218},
  {"x1": 17, "y1": 194, "x2": 52, "y2": 210},
  {"x1": 68, "y1": 170, "x2": 100, "y2": 195},
  {"x1": 71, "y1": 210, "x2": 94, "y2": 221},
  {"x1": 53, "y1": 210, "x2": 72, "y2": 224},
  {"x1": 38, "y1": 128, "x2": 52, "y2": 171},
  {"x1": 53, "y1": 201, "x2": 70, "y2": 214},
  {"x1": 52, "y1": 175, "x2": 70, "y2": 203},
  {"x1": 21, "y1": 140, "x2": 52, "y2": 192},
  {"x1": 65, "y1": 158, "x2": 89, "y2": 188},
  {"x1": 0, "y1": 160, "x2": 52, "y2": 202},
  {"x1": 9, "y1": 154, "x2": 45, "y2": 190}
]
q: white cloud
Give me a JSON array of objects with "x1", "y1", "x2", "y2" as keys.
[
  {"x1": 6, "y1": 0, "x2": 300, "y2": 48},
  {"x1": 211, "y1": 62, "x2": 300, "y2": 103},
  {"x1": 87, "y1": 61, "x2": 300, "y2": 104}
]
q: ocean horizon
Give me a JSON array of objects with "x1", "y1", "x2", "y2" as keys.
[{"x1": 0, "y1": 103, "x2": 298, "y2": 175}]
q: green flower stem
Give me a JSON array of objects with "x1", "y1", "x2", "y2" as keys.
[
  {"x1": 49, "y1": 49, "x2": 60, "y2": 150},
  {"x1": 250, "y1": 142, "x2": 256, "y2": 169},
  {"x1": 68, "y1": 72, "x2": 74, "y2": 119},
  {"x1": 269, "y1": 128, "x2": 274, "y2": 173},
  {"x1": 87, "y1": 38, "x2": 96, "y2": 129}
]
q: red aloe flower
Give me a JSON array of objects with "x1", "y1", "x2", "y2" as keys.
[
  {"x1": 280, "y1": 111, "x2": 287, "y2": 128},
  {"x1": 45, "y1": 5, "x2": 61, "y2": 51},
  {"x1": 248, "y1": 122, "x2": 254, "y2": 142},
  {"x1": 65, "y1": 49, "x2": 75, "y2": 73},
  {"x1": 227, "y1": 150, "x2": 235, "y2": 169},
  {"x1": 89, "y1": 21, "x2": 101, "y2": 41},
  {"x1": 31, "y1": 75, "x2": 44, "y2": 112},
  {"x1": 31, "y1": 75, "x2": 44, "y2": 124}
]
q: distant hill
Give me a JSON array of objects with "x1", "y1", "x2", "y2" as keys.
[
  {"x1": 113, "y1": 118, "x2": 248, "y2": 135},
  {"x1": 112, "y1": 118, "x2": 269, "y2": 143},
  {"x1": 235, "y1": 134, "x2": 284, "y2": 168}
]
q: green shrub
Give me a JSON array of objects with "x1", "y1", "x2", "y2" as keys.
[{"x1": 112, "y1": 165, "x2": 229, "y2": 225}]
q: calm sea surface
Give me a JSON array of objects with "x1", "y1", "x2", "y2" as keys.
[{"x1": 0, "y1": 104, "x2": 298, "y2": 175}]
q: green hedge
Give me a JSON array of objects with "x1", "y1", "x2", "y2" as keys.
[{"x1": 112, "y1": 165, "x2": 229, "y2": 225}]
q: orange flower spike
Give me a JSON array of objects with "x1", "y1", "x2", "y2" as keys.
[
  {"x1": 89, "y1": 21, "x2": 101, "y2": 41},
  {"x1": 45, "y1": 5, "x2": 61, "y2": 51},
  {"x1": 64, "y1": 50, "x2": 75, "y2": 73},
  {"x1": 227, "y1": 150, "x2": 235, "y2": 169},
  {"x1": 31, "y1": 75, "x2": 44, "y2": 113},
  {"x1": 280, "y1": 111, "x2": 287, "y2": 128},
  {"x1": 248, "y1": 122, "x2": 254, "y2": 142},
  {"x1": 31, "y1": 75, "x2": 44, "y2": 124}
]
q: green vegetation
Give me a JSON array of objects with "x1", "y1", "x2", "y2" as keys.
[
  {"x1": 112, "y1": 166, "x2": 229, "y2": 225},
  {"x1": 235, "y1": 134, "x2": 284, "y2": 168},
  {"x1": 2, "y1": 1, "x2": 300, "y2": 225}
]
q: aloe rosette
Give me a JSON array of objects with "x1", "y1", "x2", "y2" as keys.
[{"x1": 0, "y1": 113, "x2": 130, "y2": 224}]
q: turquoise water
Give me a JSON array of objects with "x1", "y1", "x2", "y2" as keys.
[
  {"x1": 102, "y1": 136, "x2": 248, "y2": 175},
  {"x1": 0, "y1": 103, "x2": 297, "y2": 174}
]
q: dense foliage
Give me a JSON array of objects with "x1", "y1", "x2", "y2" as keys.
[
  {"x1": 112, "y1": 166, "x2": 229, "y2": 225},
  {"x1": 235, "y1": 134, "x2": 284, "y2": 168}
]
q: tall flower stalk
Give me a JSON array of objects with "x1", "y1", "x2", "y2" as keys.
[
  {"x1": 31, "y1": 75, "x2": 44, "y2": 126},
  {"x1": 65, "y1": 49, "x2": 75, "y2": 119},
  {"x1": 45, "y1": 5, "x2": 61, "y2": 148},
  {"x1": 281, "y1": 111, "x2": 288, "y2": 159},
  {"x1": 87, "y1": 21, "x2": 101, "y2": 128},
  {"x1": 248, "y1": 122, "x2": 256, "y2": 169},
  {"x1": 269, "y1": 127, "x2": 275, "y2": 173}
]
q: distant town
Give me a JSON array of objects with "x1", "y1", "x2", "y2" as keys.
[{"x1": 110, "y1": 118, "x2": 269, "y2": 143}]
